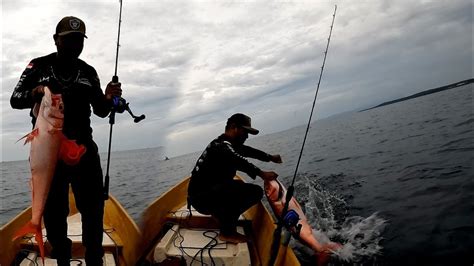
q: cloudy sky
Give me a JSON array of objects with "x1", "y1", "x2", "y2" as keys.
[{"x1": 1, "y1": 0, "x2": 472, "y2": 162}]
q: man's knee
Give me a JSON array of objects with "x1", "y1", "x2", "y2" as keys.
[{"x1": 248, "y1": 184, "x2": 263, "y2": 201}]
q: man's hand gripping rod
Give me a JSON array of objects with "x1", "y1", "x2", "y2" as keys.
[{"x1": 104, "y1": 0, "x2": 145, "y2": 200}]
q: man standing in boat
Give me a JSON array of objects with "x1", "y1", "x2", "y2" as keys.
[
  {"x1": 10, "y1": 16, "x2": 122, "y2": 265},
  {"x1": 188, "y1": 113, "x2": 282, "y2": 243}
]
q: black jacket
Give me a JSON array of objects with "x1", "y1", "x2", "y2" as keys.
[
  {"x1": 10, "y1": 53, "x2": 111, "y2": 143},
  {"x1": 188, "y1": 134, "x2": 272, "y2": 197}
]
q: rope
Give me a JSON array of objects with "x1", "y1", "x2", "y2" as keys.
[{"x1": 166, "y1": 210, "x2": 227, "y2": 266}]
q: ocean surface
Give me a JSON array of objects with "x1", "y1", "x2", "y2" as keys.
[{"x1": 1, "y1": 84, "x2": 472, "y2": 265}]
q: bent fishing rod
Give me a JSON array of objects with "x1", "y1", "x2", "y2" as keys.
[
  {"x1": 268, "y1": 5, "x2": 337, "y2": 265},
  {"x1": 104, "y1": 0, "x2": 146, "y2": 200}
]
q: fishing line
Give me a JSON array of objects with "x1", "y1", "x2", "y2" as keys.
[
  {"x1": 291, "y1": 5, "x2": 337, "y2": 188},
  {"x1": 113, "y1": 0, "x2": 123, "y2": 80},
  {"x1": 268, "y1": 5, "x2": 337, "y2": 266}
]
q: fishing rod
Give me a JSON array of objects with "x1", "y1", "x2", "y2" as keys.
[
  {"x1": 104, "y1": 0, "x2": 146, "y2": 200},
  {"x1": 268, "y1": 5, "x2": 337, "y2": 265}
]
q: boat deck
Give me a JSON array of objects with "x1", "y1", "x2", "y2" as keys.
[
  {"x1": 18, "y1": 213, "x2": 121, "y2": 265},
  {"x1": 152, "y1": 205, "x2": 253, "y2": 265},
  {"x1": 19, "y1": 252, "x2": 115, "y2": 266}
]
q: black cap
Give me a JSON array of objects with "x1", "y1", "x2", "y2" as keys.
[
  {"x1": 227, "y1": 113, "x2": 259, "y2": 135},
  {"x1": 56, "y1": 16, "x2": 87, "y2": 38}
]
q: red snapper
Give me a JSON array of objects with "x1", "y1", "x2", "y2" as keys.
[{"x1": 12, "y1": 86, "x2": 86, "y2": 262}]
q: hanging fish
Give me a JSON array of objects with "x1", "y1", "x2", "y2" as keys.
[
  {"x1": 264, "y1": 179, "x2": 341, "y2": 264},
  {"x1": 12, "y1": 86, "x2": 86, "y2": 263}
]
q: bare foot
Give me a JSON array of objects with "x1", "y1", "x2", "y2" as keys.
[{"x1": 218, "y1": 232, "x2": 247, "y2": 244}]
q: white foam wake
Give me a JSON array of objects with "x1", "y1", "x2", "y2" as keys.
[{"x1": 299, "y1": 176, "x2": 387, "y2": 263}]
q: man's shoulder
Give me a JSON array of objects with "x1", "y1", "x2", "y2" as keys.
[
  {"x1": 28, "y1": 53, "x2": 56, "y2": 67},
  {"x1": 212, "y1": 135, "x2": 232, "y2": 146},
  {"x1": 211, "y1": 137, "x2": 237, "y2": 154}
]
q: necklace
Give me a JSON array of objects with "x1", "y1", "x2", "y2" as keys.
[{"x1": 50, "y1": 66, "x2": 80, "y2": 89}]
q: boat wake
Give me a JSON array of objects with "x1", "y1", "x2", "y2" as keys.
[{"x1": 295, "y1": 175, "x2": 387, "y2": 263}]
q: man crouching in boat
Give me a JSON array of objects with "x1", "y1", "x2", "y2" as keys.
[{"x1": 187, "y1": 113, "x2": 282, "y2": 244}]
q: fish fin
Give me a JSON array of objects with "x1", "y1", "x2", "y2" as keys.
[
  {"x1": 317, "y1": 252, "x2": 330, "y2": 266},
  {"x1": 16, "y1": 128, "x2": 39, "y2": 145},
  {"x1": 315, "y1": 243, "x2": 342, "y2": 266},
  {"x1": 59, "y1": 137, "x2": 87, "y2": 165},
  {"x1": 12, "y1": 221, "x2": 45, "y2": 263}
]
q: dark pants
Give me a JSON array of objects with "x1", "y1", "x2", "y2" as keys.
[
  {"x1": 190, "y1": 180, "x2": 263, "y2": 234},
  {"x1": 43, "y1": 141, "x2": 104, "y2": 265}
]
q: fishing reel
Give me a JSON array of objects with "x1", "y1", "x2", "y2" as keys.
[
  {"x1": 280, "y1": 209, "x2": 303, "y2": 246},
  {"x1": 109, "y1": 75, "x2": 145, "y2": 124},
  {"x1": 111, "y1": 96, "x2": 146, "y2": 123},
  {"x1": 104, "y1": 76, "x2": 145, "y2": 200},
  {"x1": 283, "y1": 209, "x2": 302, "y2": 234}
]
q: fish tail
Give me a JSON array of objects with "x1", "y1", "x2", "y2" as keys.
[
  {"x1": 16, "y1": 128, "x2": 39, "y2": 144},
  {"x1": 315, "y1": 243, "x2": 342, "y2": 266},
  {"x1": 59, "y1": 137, "x2": 87, "y2": 165},
  {"x1": 35, "y1": 227, "x2": 46, "y2": 264},
  {"x1": 12, "y1": 221, "x2": 45, "y2": 263},
  {"x1": 317, "y1": 252, "x2": 330, "y2": 266}
]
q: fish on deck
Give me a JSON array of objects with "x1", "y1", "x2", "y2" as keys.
[{"x1": 12, "y1": 86, "x2": 86, "y2": 262}]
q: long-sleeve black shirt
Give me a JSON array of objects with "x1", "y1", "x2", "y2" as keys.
[
  {"x1": 188, "y1": 134, "x2": 272, "y2": 197},
  {"x1": 10, "y1": 53, "x2": 111, "y2": 143}
]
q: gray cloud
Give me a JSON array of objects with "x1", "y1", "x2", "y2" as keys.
[{"x1": 2, "y1": 0, "x2": 472, "y2": 161}]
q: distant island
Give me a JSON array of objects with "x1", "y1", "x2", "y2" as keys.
[{"x1": 361, "y1": 78, "x2": 473, "y2": 112}]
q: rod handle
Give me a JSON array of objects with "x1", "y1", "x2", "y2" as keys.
[
  {"x1": 134, "y1": 114, "x2": 146, "y2": 123},
  {"x1": 103, "y1": 174, "x2": 110, "y2": 200}
]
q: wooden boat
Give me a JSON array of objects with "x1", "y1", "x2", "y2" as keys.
[
  {"x1": 139, "y1": 175, "x2": 301, "y2": 266},
  {"x1": 1, "y1": 176, "x2": 301, "y2": 265},
  {"x1": 0, "y1": 186, "x2": 141, "y2": 266}
]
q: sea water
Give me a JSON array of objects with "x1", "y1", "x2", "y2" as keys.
[{"x1": 1, "y1": 84, "x2": 472, "y2": 265}]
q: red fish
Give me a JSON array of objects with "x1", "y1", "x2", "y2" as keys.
[
  {"x1": 264, "y1": 179, "x2": 341, "y2": 265},
  {"x1": 12, "y1": 86, "x2": 86, "y2": 262}
]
